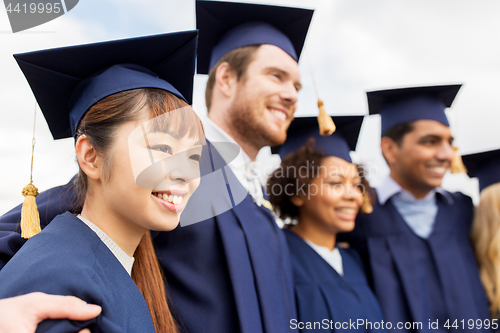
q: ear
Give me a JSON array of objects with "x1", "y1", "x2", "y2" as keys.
[
  {"x1": 380, "y1": 136, "x2": 399, "y2": 166},
  {"x1": 214, "y1": 62, "x2": 237, "y2": 98},
  {"x1": 290, "y1": 195, "x2": 304, "y2": 207},
  {"x1": 75, "y1": 135, "x2": 101, "y2": 180}
]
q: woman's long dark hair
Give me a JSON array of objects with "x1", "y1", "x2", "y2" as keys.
[{"x1": 74, "y1": 88, "x2": 204, "y2": 333}]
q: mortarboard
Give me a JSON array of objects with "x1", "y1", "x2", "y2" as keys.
[
  {"x1": 14, "y1": 30, "x2": 199, "y2": 139},
  {"x1": 367, "y1": 84, "x2": 462, "y2": 135},
  {"x1": 196, "y1": 0, "x2": 313, "y2": 74},
  {"x1": 462, "y1": 148, "x2": 500, "y2": 192},
  {"x1": 271, "y1": 116, "x2": 365, "y2": 163}
]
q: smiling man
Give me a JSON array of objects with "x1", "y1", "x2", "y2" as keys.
[{"x1": 346, "y1": 85, "x2": 490, "y2": 333}]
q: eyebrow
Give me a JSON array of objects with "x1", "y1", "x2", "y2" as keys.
[
  {"x1": 419, "y1": 134, "x2": 455, "y2": 144},
  {"x1": 148, "y1": 130, "x2": 204, "y2": 146}
]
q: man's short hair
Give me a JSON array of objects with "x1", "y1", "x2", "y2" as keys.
[
  {"x1": 381, "y1": 121, "x2": 416, "y2": 146},
  {"x1": 205, "y1": 45, "x2": 260, "y2": 111}
]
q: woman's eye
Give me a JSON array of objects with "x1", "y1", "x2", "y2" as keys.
[
  {"x1": 150, "y1": 144, "x2": 172, "y2": 154},
  {"x1": 190, "y1": 154, "x2": 201, "y2": 162}
]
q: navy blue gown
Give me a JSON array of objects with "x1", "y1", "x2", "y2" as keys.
[
  {"x1": 345, "y1": 192, "x2": 490, "y2": 333},
  {"x1": 0, "y1": 212, "x2": 155, "y2": 333},
  {"x1": 285, "y1": 229, "x2": 386, "y2": 333},
  {"x1": 0, "y1": 146, "x2": 296, "y2": 333}
]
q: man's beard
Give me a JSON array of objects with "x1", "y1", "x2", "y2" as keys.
[{"x1": 228, "y1": 89, "x2": 287, "y2": 150}]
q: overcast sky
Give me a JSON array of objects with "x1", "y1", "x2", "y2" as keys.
[{"x1": 1, "y1": 0, "x2": 499, "y2": 215}]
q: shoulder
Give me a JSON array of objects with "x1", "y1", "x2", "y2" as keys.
[
  {"x1": 0, "y1": 178, "x2": 77, "y2": 227},
  {"x1": 0, "y1": 212, "x2": 105, "y2": 302},
  {"x1": 440, "y1": 190, "x2": 474, "y2": 217},
  {"x1": 445, "y1": 190, "x2": 473, "y2": 206}
]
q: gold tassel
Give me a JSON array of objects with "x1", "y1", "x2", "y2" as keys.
[
  {"x1": 361, "y1": 191, "x2": 373, "y2": 214},
  {"x1": 261, "y1": 199, "x2": 274, "y2": 212},
  {"x1": 20, "y1": 104, "x2": 41, "y2": 239},
  {"x1": 317, "y1": 99, "x2": 336, "y2": 136},
  {"x1": 451, "y1": 146, "x2": 467, "y2": 174},
  {"x1": 21, "y1": 183, "x2": 41, "y2": 239}
]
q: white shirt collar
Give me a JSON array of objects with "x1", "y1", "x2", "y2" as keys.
[
  {"x1": 201, "y1": 117, "x2": 264, "y2": 205},
  {"x1": 78, "y1": 215, "x2": 135, "y2": 276},
  {"x1": 304, "y1": 239, "x2": 344, "y2": 276},
  {"x1": 376, "y1": 175, "x2": 454, "y2": 205}
]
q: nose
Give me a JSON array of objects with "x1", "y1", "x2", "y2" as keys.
[
  {"x1": 165, "y1": 150, "x2": 201, "y2": 184},
  {"x1": 343, "y1": 182, "x2": 363, "y2": 201},
  {"x1": 436, "y1": 141, "x2": 454, "y2": 163},
  {"x1": 279, "y1": 82, "x2": 298, "y2": 107}
]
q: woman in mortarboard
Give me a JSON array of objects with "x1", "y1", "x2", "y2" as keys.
[
  {"x1": 467, "y1": 149, "x2": 500, "y2": 328},
  {"x1": 0, "y1": 31, "x2": 205, "y2": 332},
  {"x1": 267, "y1": 116, "x2": 385, "y2": 333}
]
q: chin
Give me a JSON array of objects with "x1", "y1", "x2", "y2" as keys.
[
  {"x1": 265, "y1": 129, "x2": 287, "y2": 146},
  {"x1": 424, "y1": 178, "x2": 444, "y2": 189},
  {"x1": 151, "y1": 218, "x2": 180, "y2": 232}
]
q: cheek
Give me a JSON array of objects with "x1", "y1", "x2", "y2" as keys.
[
  {"x1": 355, "y1": 193, "x2": 364, "y2": 208},
  {"x1": 109, "y1": 149, "x2": 139, "y2": 189},
  {"x1": 409, "y1": 147, "x2": 435, "y2": 164},
  {"x1": 189, "y1": 178, "x2": 201, "y2": 194},
  {"x1": 319, "y1": 189, "x2": 342, "y2": 207}
]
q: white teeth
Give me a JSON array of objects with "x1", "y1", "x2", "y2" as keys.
[
  {"x1": 430, "y1": 167, "x2": 446, "y2": 173},
  {"x1": 270, "y1": 109, "x2": 286, "y2": 121},
  {"x1": 337, "y1": 208, "x2": 356, "y2": 214},
  {"x1": 153, "y1": 192, "x2": 183, "y2": 205}
]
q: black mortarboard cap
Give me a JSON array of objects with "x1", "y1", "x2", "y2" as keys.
[
  {"x1": 14, "y1": 30, "x2": 199, "y2": 139},
  {"x1": 196, "y1": 0, "x2": 313, "y2": 74},
  {"x1": 271, "y1": 116, "x2": 364, "y2": 163},
  {"x1": 367, "y1": 84, "x2": 462, "y2": 135},
  {"x1": 462, "y1": 148, "x2": 500, "y2": 192}
]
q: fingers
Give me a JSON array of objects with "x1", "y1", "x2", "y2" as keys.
[
  {"x1": 25, "y1": 292, "x2": 101, "y2": 322},
  {"x1": 79, "y1": 329, "x2": 91, "y2": 333}
]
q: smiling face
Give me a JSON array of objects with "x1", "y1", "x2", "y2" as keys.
[
  {"x1": 115, "y1": 110, "x2": 203, "y2": 233},
  {"x1": 383, "y1": 119, "x2": 454, "y2": 198},
  {"x1": 295, "y1": 156, "x2": 364, "y2": 236},
  {"x1": 228, "y1": 44, "x2": 301, "y2": 148}
]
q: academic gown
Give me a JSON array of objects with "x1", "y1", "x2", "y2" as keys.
[
  {"x1": 0, "y1": 143, "x2": 297, "y2": 333},
  {"x1": 344, "y1": 192, "x2": 490, "y2": 333},
  {"x1": 0, "y1": 212, "x2": 155, "y2": 333},
  {"x1": 285, "y1": 229, "x2": 385, "y2": 333}
]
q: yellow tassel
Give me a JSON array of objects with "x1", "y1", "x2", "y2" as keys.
[
  {"x1": 451, "y1": 146, "x2": 467, "y2": 174},
  {"x1": 317, "y1": 99, "x2": 336, "y2": 136},
  {"x1": 361, "y1": 191, "x2": 373, "y2": 214},
  {"x1": 21, "y1": 183, "x2": 41, "y2": 239},
  {"x1": 261, "y1": 199, "x2": 274, "y2": 212}
]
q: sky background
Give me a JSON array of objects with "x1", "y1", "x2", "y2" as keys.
[{"x1": 1, "y1": 0, "x2": 500, "y2": 215}]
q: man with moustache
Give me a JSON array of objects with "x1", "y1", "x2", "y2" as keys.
[
  {"x1": 344, "y1": 85, "x2": 490, "y2": 333},
  {"x1": 0, "y1": 2, "x2": 313, "y2": 332}
]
